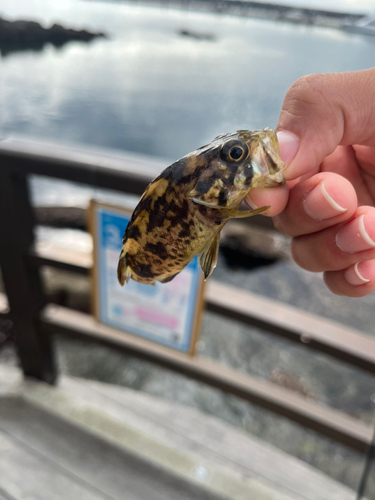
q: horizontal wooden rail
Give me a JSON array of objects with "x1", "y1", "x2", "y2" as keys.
[
  {"x1": 206, "y1": 282, "x2": 375, "y2": 374},
  {"x1": 32, "y1": 241, "x2": 375, "y2": 374},
  {"x1": 0, "y1": 136, "x2": 162, "y2": 196},
  {"x1": 0, "y1": 136, "x2": 274, "y2": 230},
  {"x1": 40, "y1": 303, "x2": 374, "y2": 453}
]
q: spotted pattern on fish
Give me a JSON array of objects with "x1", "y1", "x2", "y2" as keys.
[{"x1": 118, "y1": 129, "x2": 285, "y2": 285}]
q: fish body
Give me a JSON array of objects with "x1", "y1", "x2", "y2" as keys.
[{"x1": 118, "y1": 128, "x2": 285, "y2": 285}]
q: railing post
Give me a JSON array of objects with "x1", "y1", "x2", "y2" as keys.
[
  {"x1": 0, "y1": 168, "x2": 57, "y2": 383},
  {"x1": 357, "y1": 426, "x2": 375, "y2": 499}
]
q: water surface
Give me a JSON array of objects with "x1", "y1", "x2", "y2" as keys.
[{"x1": 1, "y1": 0, "x2": 375, "y2": 164}]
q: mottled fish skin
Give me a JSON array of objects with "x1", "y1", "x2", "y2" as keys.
[{"x1": 118, "y1": 128, "x2": 285, "y2": 285}]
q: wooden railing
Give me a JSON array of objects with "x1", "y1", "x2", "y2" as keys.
[{"x1": 0, "y1": 136, "x2": 374, "y2": 475}]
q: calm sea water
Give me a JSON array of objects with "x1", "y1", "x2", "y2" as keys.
[{"x1": 1, "y1": 0, "x2": 375, "y2": 167}]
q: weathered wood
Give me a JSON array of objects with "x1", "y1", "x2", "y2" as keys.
[
  {"x1": 0, "y1": 398, "x2": 223, "y2": 500},
  {"x1": 29, "y1": 241, "x2": 375, "y2": 373},
  {"x1": 59, "y1": 376, "x2": 357, "y2": 500},
  {"x1": 40, "y1": 304, "x2": 373, "y2": 453},
  {"x1": 34, "y1": 206, "x2": 86, "y2": 230},
  {"x1": 0, "y1": 270, "x2": 371, "y2": 451},
  {"x1": 206, "y1": 281, "x2": 375, "y2": 373},
  {"x1": 0, "y1": 489, "x2": 16, "y2": 500},
  {"x1": 0, "y1": 428, "x2": 112, "y2": 500},
  {"x1": 0, "y1": 137, "x2": 162, "y2": 196},
  {"x1": 30, "y1": 240, "x2": 92, "y2": 276},
  {"x1": 0, "y1": 171, "x2": 56, "y2": 383},
  {"x1": 0, "y1": 367, "x2": 358, "y2": 500},
  {"x1": 0, "y1": 137, "x2": 274, "y2": 229}
]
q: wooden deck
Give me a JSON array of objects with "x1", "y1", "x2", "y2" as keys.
[{"x1": 0, "y1": 365, "x2": 358, "y2": 500}]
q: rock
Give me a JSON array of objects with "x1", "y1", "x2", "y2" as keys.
[
  {"x1": 219, "y1": 221, "x2": 291, "y2": 270},
  {"x1": 0, "y1": 17, "x2": 106, "y2": 56},
  {"x1": 178, "y1": 29, "x2": 216, "y2": 41}
]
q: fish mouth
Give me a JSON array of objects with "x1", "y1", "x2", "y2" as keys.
[
  {"x1": 264, "y1": 170, "x2": 285, "y2": 187},
  {"x1": 251, "y1": 148, "x2": 285, "y2": 188},
  {"x1": 249, "y1": 130, "x2": 286, "y2": 188}
]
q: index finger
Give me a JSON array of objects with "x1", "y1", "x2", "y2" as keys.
[{"x1": 245, "y1": 184, "x2": 289, "y2": 218}]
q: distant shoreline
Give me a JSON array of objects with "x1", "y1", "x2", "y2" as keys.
[{"x1": 115, "y1": 0, "x2": 365, "y2": 28}]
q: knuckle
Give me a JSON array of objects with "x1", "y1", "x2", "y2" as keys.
[
  {"x1": 322, "y1": 272, "x2": 343, "y2": 296},
  {"x1": 291, "y1": 237, "x2": 321, "y2": 272},
  {"x1": 281, "y1": 74, "x2": 343, "y2": 128},
  {"x1": 279, "y1": 73, "x2": 344, "y2": 160},
  {"x1": 272, "y1": 215, "x2": 285, "y2": 234},
  {"x1": 272, "y1": 215, "x2": 294, "y2": 238},
  {"x1": 290, "y1": 238, "x2": 309, "y2": 270},
  {"x1": 284, "y1": 74, "x2": 325, "y2": 107}
]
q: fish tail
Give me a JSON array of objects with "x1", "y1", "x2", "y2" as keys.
[{"x1": 117, "y1": 250, "x2": 132, "y2": 286}]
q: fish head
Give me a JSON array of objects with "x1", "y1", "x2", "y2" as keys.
[{"x1": 188, "y1": 128, "x2": 285, "y2": 209}]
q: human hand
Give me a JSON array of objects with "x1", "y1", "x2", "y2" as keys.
[{"x1": 246, "y1": 69, "x2": 375, "y2": 297}]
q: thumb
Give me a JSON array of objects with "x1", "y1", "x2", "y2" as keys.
[{"x1": 276, "y1": 68, "x2": 375, "y2": 180}]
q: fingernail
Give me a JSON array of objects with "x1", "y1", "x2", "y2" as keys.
[
  {"x1": 276, "y1": 131, "x2": 299, "y2": 165},
  {"x1": 336, "y1": 213, "x2": 375, "y2": 253},
  {"x1": 303, "y1": 180, "x2": 347, "y2": 221},
  {"x1": 344, "y1": 263, "x2": 370, "y2": 286}
]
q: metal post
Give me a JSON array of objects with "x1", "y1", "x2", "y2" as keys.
[
  {"x1": 357, "y1": 425, "x2": 375, "y2": 499},
  {"x1": 0, "y1": 168, "x2": 57, "y2": 383}
]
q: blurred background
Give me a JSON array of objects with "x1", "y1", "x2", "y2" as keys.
[{"x1": 0, "y1": 0, "x2": 375, "y2": 498}]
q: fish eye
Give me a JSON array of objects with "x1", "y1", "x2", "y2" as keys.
[
  {"x1": 229, "y1": 146, "x2": 244, "y2": 160},
  {"x1": 220, "y1": 140, "x2": 248, "y2": 163}
]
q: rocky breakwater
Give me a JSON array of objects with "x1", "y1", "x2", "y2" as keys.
[{"x1": 0, "y1": 17, "x2": 106, "y2": 55}]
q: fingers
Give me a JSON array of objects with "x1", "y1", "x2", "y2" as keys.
[
  {"x1": 276, "y1": 69, "x2": 375, "y2": 180},
  {"x1": 272, "y1": 169, "x2": 375, "y2": 296},
  {"x1": 270, "y1": 69, "x2": 375, "y2": 296},
  {"x1": 245, "y1": 184, "x2": 289, "y2": 217},
  {"x1": 291, "y1": 206, "x2": 375, "y2": 272},
  {"x1": 324, "y1": 260, "x2": 375, "y2": 297},
  {"x1": 273, "y1": 172, "x2": 357, "y2": 237}
]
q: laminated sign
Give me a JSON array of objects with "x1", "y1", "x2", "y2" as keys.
[{"x1": 90, "y1": 201, "x2": 204, "y2": 354}]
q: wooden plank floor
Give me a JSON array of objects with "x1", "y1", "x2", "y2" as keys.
[
  {"x1": 0, "y1": 398, "x2": 223, "y2": 500},
  {"x1": 0, "y1": 365, "x2": 226, "y2": 500},
  {"x1": 61, "y1": 377, "x2": 358, "y2": 500},
  {"x1": 0, "y1": 365, "x2": 358, "y2": 500},
  {"x1": 0, "y1": 488, "x2": 16, "y2": 500}
]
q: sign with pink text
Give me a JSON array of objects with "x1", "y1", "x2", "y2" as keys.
[{"x1": 90, "y1": 202, "x2": 204, "y2": 354}]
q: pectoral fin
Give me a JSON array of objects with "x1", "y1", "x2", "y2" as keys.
[
  {"x1": 218, "y1": 205, "x2": 271, "y2": 218},
  {"x1": 189, "y1": 196, "x2": 222, "y2": 210},
  {"x1": 198, "y1": 233, "x2": 220, "y2": 280}
]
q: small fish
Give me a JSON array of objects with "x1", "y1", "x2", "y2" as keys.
[{"x1": 118, "y1": 128, "x2": 285, "y2": 286}]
